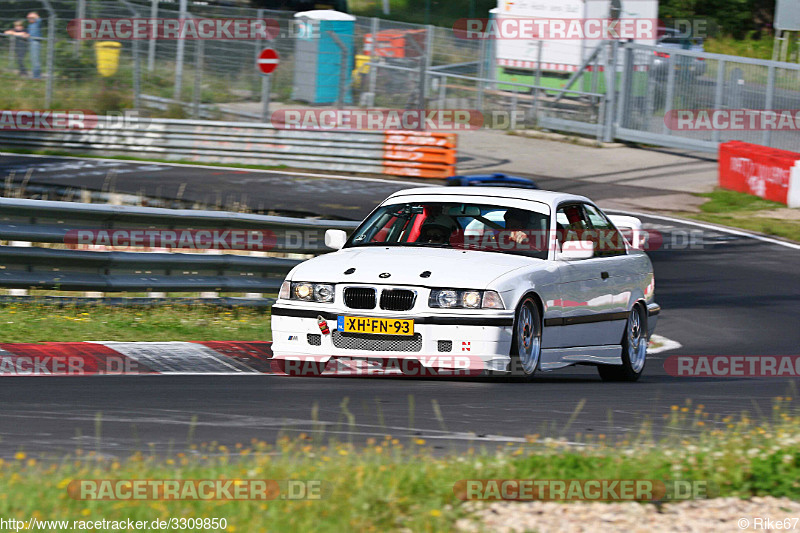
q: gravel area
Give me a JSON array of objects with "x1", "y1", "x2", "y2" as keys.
[{"x1": 456, "y1": 497, "x2": 800, "y2": 533}]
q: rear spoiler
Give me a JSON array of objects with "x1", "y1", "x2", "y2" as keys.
[{"x1": 608, "y1": 215, "x2": 645, "y2": 250}]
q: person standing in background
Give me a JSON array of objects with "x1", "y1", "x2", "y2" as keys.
[
  {"x1": 26, "y1": 12, "x2": 42, "y2": 79},
  {"x1": 3, "y1": 21, "x2": 28, "y2": 76}
]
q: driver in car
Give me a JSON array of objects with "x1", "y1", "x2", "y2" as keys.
[
  {"x1": 504, "y1": 208, "x2": 532, "y2": 245},
  {"x1": 418, "y1": 223, "x2": 452, "y2": 244}
]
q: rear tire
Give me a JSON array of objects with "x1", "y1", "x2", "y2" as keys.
[
  {"x1": 598, "y1": 304, "x2": 647, "y2": 382},
  {"x1": 508, "y1": 296, "x2": 542, "y2": 382}
]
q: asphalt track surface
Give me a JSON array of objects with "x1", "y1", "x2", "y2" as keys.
[
  {"x1": 0, "y1": 153, "x2": 678, "y2": 220},
  {"x1": 0, "y1": 155, "x2": 799, "y2": 457}
]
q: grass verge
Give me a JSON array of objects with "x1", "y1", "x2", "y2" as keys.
[
  {"x1": 0, "y1": 398, "x2": 798, "y2": 532},
  {"x1": 684, "y1": 188, "x2": 800, "y2": 243},
  {"x1": 0, "y1": 304, "x2": 271, "y2": 343}
]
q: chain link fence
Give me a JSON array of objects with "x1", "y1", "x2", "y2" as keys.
[{"x1": 1, "y1": 1, "x2": 799, "y2": 152}]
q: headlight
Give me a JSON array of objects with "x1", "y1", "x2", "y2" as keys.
[
  {"x1": 462, "y1": 291, "x2": 481, "y2": 308},
  {"x1": 294, "y1": 282, "x2": 313, "y2": 300},
  {"x1": 314, "y1": 284, "x2": 334, "y2": 303},
  {"x1": 428, "y1": 289, "x2": 504, "y2": 309},
  {"x1": 434, "y1": 290, "x2": 458, "y2": 308},
  {"x1": 290, "y1": 282, "x2": 335, "y2": 303}
]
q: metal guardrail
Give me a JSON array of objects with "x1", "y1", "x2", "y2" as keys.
[
  {"x1": 0, "y1": 197, "x2": 360, "y2": 295},
  {"x1": 0, "y1": 117, "x2": 458, "y2": 179},
  {"x1": 0, "y1": 295, "x2": 275, "y2": 308}
]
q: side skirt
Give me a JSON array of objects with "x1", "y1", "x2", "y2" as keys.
[{"x1": 539, "y1": 345, "x2": 622, "y2": 371}]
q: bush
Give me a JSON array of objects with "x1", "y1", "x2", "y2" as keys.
[{"x1": 54, "y1": 41, "x2": 97, "y2": 81}]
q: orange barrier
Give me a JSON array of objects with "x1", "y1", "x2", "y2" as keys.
[
  {"x1": 719, "y1": 141, "x2": 800, "y2": 207},
  {"x1": 382, "y1": 131, "x2": 457, "y2": 179}
]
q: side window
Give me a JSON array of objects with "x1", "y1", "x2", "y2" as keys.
[
  {"x1": 582, "y1": 204, "x2": 627, "y2": 257},
  {"x1": 556, "y1": 204, "x2": 589, "y2": 246}
]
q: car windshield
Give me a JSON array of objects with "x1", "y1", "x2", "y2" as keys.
[{"x1": 346, "y1": 201, "x2": 551, "y2": 260}]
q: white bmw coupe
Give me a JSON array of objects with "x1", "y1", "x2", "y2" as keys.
[{"x1": 271, "y1": 187, "x2": 659, "y2": 381}]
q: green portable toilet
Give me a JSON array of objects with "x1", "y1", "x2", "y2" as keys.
[{"x1": 292, "y1": 10, "x2": 355, "y2": 105}]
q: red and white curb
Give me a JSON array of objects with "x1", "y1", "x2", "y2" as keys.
[
  {"x1": 0, "y1": 341, "x2": 275, "y2": 376},
  {"x1": 0, "y1": 336, "x2": 682, "y2": 376}
]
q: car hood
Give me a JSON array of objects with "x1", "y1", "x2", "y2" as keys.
[{"x1": 288, "y1": 246, "x2": 540, "y2": 288}]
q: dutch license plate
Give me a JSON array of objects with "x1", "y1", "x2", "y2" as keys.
[{"x1": 337, "y1": 316, "x2": 414, "y2": 336}]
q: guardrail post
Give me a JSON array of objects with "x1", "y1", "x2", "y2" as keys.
[
  {"x1": 200, "y1": 248, "x2": 221, "y2": 298},
  {"x1": 245, "y1": 251, "x2": 267, "y2": 299},
  {"x1": 7, "y1": 242, "x2": 31, "y2": 296}
]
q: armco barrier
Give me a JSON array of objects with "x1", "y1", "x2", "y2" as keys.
[
  {"x1": 0, "y1": 197, "x2": 359, "y2": 295},
  {"x1": 0, "y1": 117, "x2": 457, "y2": 179},
  {"x1": 719, "y1": 141, "x2": 800, "y2": 208}
]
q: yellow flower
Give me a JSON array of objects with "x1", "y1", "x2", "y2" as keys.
[
  {"x1": 671, "y1": 405, "x2": 679, "y2": 411},
  {"x1": 338, "y1": 449, "x2": 348, "y2": 456},
  {"x1": 414, "y1": 439, "x2": 426, "y2": 446},
  {"x1": 429, "y1": 510, "x2": 442, "y2": 517},
  {"x1": 81, "y1": 509, "x2": 91, "y2": 516},
  {"x1": 14, "y1": 452, "x2": 26, "y2": 461}
]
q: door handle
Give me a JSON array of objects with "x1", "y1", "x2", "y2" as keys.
[{"x1": 601, "y1": 271, "x2": 610, "y2": 280}]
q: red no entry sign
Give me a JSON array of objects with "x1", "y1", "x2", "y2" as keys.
[{"x1": 257, "y1": 48, "x2": 280, "y2": 75}]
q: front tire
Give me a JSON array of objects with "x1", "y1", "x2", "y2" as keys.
[
  {"x1": 598, "y1": 304, "x2": 647, "y2": 382},
  {"x1": 508, "y1": 296, "x2": 542, "y2": 382}
]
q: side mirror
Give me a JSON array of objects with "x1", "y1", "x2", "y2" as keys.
[
  {"x1": 324, "y1": 229, "x2": 347, "y2": 250},
  {"x1": 558, "y1": 240, "x2": 594, "y2": 260}
]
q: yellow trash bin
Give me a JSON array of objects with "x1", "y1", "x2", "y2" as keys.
[
  {"x1": 352, "y1": 54, "x2": 371, "y2": 89},
  {"x1": 94, "y1": 41, "x2": 122, "y2": 77}
]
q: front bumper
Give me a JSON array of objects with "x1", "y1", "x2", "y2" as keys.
[{"x1": 270, "y1": 305, "x2": 514, "y2": 372}]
